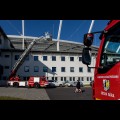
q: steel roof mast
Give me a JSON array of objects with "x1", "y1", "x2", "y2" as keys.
[
  {"x1": 57, "y1": 20, "x2": 63, "y2": 51},
  {"x1": 22, "y1": 20, "x2": 24, "y2": 50},
  {"x1": 88, "y1": 20, "x2": 95, "y2": 33}
]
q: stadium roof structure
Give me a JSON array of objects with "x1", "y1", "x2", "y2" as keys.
[{"x1": 7, "y1": 35, "x2": 98, "y2": 54}]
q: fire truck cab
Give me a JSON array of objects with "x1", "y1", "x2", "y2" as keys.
[{"x1": 82, "y1": 20, "x2": 120, "y2": 100}]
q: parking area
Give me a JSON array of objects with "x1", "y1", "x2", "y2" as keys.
[{"x1": 0, "y1": 86, "x2": 92, "y2": 100}]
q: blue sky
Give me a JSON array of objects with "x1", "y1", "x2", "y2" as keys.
[{"x1": 0, "y1": 20, "x2": 109, "y2": 46}]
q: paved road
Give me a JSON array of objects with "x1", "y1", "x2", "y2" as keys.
[{"x1": 45, "y1": 87, "x2": 93, "y2": 100}]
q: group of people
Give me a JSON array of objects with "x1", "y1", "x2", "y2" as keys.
[{"x1": 74, "y1": 80, "x2": 82, "y2": 93}]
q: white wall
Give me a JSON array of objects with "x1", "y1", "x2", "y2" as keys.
[{"x1": 0, "y1": 51, "x2": 96, "y2": 85}]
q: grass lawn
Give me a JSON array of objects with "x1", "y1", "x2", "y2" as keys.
[{"x1": 0, "y1": 96, "x2": 27, "y2": 100}]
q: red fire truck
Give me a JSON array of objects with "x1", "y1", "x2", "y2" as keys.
[
  {"x1": 28, "y1": 76, "x2": 49, "y2": 88},
  {"x1": 82, "y1": 20, "x2": 120, "y2": 100},
  {"x1": 8, "y1": 33, "x2": 52, "y2": 88}
]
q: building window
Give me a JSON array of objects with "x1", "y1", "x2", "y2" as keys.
[
  {"x1": 64, "y1": 77, "x2": 66, "y2": 81},
  {"x1": 43, "y1": 56, "x2": 47, "y2": 61},
  {"x1": 4, "y1": 66, "x2": 9, "y2": 69},
  {"x1": 70, "y1": 77, "x2": 72, "y2": 81},
  {"x1": 79, "y1": 67, "x2": 83, "y2": 72},
  {"x1": 25, "y1": 55, "x2": 29, "y2": 61},
  {"x1": 52, "y1": 77, "x2": 54, "y2": 80},
  {"x1": 34, "y1": 56, "x2": 38, "y2": 61},
  {"x1": 78, "y1": 77, "x2": 80, "y2": 81},
  {"x1": 55, "y1": 77, "x2": 57, "y2": 81},
  {"x1": 5, "y1": 55, "x2": 10, "y2": 58},
  {"x1": 43, "y1": 66, "x2": 48, "y2": 72},
  {"x1": 61, "y1": 56, "x2": 65, "y2": 61},
  {"x1": 70, "y1": 57, "x2": 74, "y2": 61},
  {"x1": 88, "y1": 67, "x2": 91, "y2": 72},
  {"x1": 81, "y1": 77, "x2": 84, "y2": 81},
  {"x1": 79, "y1": 57, "x2": 82, "y2": 61},
  {"x1": 52, "y1": 67, "x2": 56, "y2": 72},
  {"x1": 24, "y1": 66, "x2": 29, "y2": 72},
  {"x1": 87, "y1": 77, "x2": 89, "y2": 81},
  {"x1": 73, "y1": 77, "x2": 75, "y2": 81},
  {"x1": 15, "y1": 55, "x2": 19, "y2": 60},
  {"x1": 34, "y1": 66, "x2": 39, "y2": 72},
  {"x1": 61, "y1": 67, "x2": 65, "y2": 72},
  {"x1": 0, "y1": 65, "x2": 3, "y2": 74},
  {"x1": 61, "y1": 77, "x2": 63, "y2": 81},
  {"x1": 70, "y1": 67, "x2": 74, "y2": 72},
  {"x1": 90, "y1": 77, "x2": 92, "y2": 81},
  {"x1": 52, "y1": 56, "x2": 56, "y2": 61}
]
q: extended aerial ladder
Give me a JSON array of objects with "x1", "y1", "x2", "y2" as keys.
[{"x1": 8, "y1": 33, "x2": 52, "y2": 87}]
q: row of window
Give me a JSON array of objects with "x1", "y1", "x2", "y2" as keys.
[
  {"x1": 0, "y1": 76, "x2": 93, "y2": 82},
  {"x1": 3, "y1": 66, "x2": 91, "y2": 72},
  {"x1": 3, "y1": 55, "x2": 83, "y2": 62},
  {"x1": 59, "y1": 76, "x2": 93, "y2": 82}
]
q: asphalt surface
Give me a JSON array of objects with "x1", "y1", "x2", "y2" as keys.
[
  {"x1": 0, "y1": 86, "x2": 92, "y2": 100},
  {"x1": 45, "y1": 86, "x2": 93, "y2": 100},
  {"x1": 0, "y1": 87, "x2": 50, "y2": 100}
]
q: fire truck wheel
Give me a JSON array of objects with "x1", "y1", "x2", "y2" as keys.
[
  {"x1": 13, "y1": 82, "x2": 19, "y2": 87},
  {"x1": 34, "y1": 83, "x2": 40, "y2": 88}
]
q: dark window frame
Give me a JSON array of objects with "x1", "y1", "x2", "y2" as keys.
[
  {"x1": 79, "y1": 67, "x2": 83, "y2": 72},
  {"x1": 24, "y1": 66, "x2": 29, "y2": 72},
  {"x1": 52, "y1": 67, "x2": 56, "y2": 72},
  {"x1": 34, "y1": 66, "x2": 39, "y2": 72},
  {"x1": 70, "y1": 67, "x2": 74, "y2": 72},
  {"x1": 5, "y1": 55, "x2": 10, "y2": 58},
  {"x1": 61, "y1": 67, "x2": 65, "y2": 72},
  {"x1": 43, "y1": 56, "x2": 47, "y2": 61},
  {"x1": 43, "y1": 66, "x2": 48, "y2": 72},
  {"x1": 34, "y1": 56, "x2": 38, "y2": 61},
  {"x1": 15, "y1": 55, "x2": 19, "y2": 60},
  {"x1": 79, "y1": 57, "x2": 82, "y2": 61},
  {"x1": 52, "y1": 56, "x2": 56, "y2": 61},
  {"x1": 61, "y1": 56, "x2": 65, "y2": 61},
  {"x1": 4, "y1": 66, "x2": 10, "y2": 69},
  {"x1": 70, "y1": 57, "x2": 74, "y2": 61}
]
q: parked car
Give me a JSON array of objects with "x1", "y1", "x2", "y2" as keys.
[
  {"x1": 47, "y1": 80, "x2": 56, "y2": 88},
  {"x1": 47, "y1": 80, "x2": 65, "y2": 87},
  {"x1": 54, "y1": 81, "x2": 65, "y2": 87},
  {"x1": 64, "y1": 81, "x2": 84, "y2": 87}
]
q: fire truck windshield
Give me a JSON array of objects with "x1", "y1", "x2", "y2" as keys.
[{"x1": 100, "y1": 36, "x2": 120, "y2": 67}]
